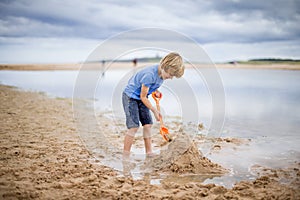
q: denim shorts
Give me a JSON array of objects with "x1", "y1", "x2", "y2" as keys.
[{"x1": 122, "y1": 92, "x2": 153, "y2": 129}]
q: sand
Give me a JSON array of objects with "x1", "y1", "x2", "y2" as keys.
[
  {"x1": 1, "y1": 62, "x2": 300, "y2": 71},
  {"x1": 0, "y1": 84, "x2": 299, "y2": 199},
  {"x1": 144, "y1": 133, "x2": 227, "y2": 175}
]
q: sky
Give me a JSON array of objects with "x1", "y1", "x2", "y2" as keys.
[{"x1": 0, "y1": 0, "x2": 300, "y2": 63}]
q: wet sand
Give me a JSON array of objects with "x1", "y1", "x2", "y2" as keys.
[
  {"x1": 0, "y1": 84, "x2": 299, "y2": 199},
  {"x1": 1, "y1": 62, "x2": 300, "y2": 71}
]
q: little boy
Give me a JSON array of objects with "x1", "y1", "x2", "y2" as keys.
[{"x1": 122, "y1": 52, "x2": 185, "y2": 158}]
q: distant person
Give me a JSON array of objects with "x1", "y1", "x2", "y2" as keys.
[
  {"x1": 122, "y1": 52, "x2": 185, "y2": 158},
  {"x1": 101, "y1": 60, "x2": 106, "y2": 76},
  {"x1": 132, "y1": 58, "x2": 137, "y2": 67}
]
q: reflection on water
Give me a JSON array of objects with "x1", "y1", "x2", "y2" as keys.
[
  {"x1": 0, "y1": 70, "x2": 79, "y2": 98},
  {"x1": 1, "y1": 68, "x2": 300, "y2": 187}
]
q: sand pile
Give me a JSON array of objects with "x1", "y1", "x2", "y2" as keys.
[{"x1": 145, "y1": 132, "x2": 227, "y2": 175}]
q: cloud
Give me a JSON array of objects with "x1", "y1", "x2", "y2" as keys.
[
  {"x1": 0, "y1": 36, "x2": 99, "y2": 63},
  {"x1": 2, "y1": 0, "x2": 299, "y2": 42},
  {"x1": 203, "y1": 40, "x2": 300, "y2": 62},
  {"x1": 0, "y1": 0, "x2": 299, "y2": 63},
  {"x1": 203, "y1": 0, "x2": 300, "y2": 42}
]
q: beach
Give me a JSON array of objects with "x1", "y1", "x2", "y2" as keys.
[
  {"x1": 0, "y1": 83, "x2": 299, "y2": 199},
  {"x1": 1, "y1": 62, "x2": 300, "y2": 71}
]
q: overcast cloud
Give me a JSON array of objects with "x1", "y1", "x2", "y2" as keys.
[{"x1": 0, "y1": 0, "x2": 299, "y2": 63}]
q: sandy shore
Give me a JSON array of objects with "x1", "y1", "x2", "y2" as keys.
[
  {"x1": 1, "y1": 62, "x2": 300, "y2": 71},
  {"x1": 0, "y1": 84, "x2": 299, "y2": 199}
]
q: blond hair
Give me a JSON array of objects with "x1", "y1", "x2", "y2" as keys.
[{"x1": 160, "y1": 52, "x2": 185, "y2": 78}]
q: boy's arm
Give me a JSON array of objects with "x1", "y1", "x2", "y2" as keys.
[{"x1": 140, "y1": 84, "x2": 160, "y2": 121}]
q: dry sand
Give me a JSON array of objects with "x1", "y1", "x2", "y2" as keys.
[{"x1": 0, "y1": 84, "x2": 299, "y2": 199}]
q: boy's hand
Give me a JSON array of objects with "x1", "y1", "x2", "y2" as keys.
[{"x1": 154, "y1": 90, "x2": 162, "y2": 98}]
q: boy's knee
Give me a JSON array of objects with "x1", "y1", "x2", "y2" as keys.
[
  {"x1": 143, "y1": 124, "x2": 152, "y2": 138},
  {"x1": 143, "y1": 132, "x2": 151, "y2": 138},
  {"x1": 126, "y1": 127, "x2": 138, "y2": 137}
]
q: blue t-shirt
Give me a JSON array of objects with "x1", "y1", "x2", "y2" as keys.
[{"x1": 124, "y1": 64, "x2": 163, "y2": 100}]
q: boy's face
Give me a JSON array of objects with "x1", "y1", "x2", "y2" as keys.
[{"x1": 161, "y1": 69, "x2": 174, "y2": 80}]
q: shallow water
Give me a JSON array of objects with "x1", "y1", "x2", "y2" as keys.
[{"x1": 1, "y1": 68, "x2": 299, "y2": 188}]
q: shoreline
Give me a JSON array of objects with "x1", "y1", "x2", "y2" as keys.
[
  {"x1": 1, "y1": 62, "x2": 300, "y2": 71},
  {"x1": 0, "y1": 84, "x2": 299, "y2": 199}
]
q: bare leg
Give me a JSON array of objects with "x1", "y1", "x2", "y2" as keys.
[
  {"x1": 123, "y1": 127, "x2": 138, "y2": 159},
  {"x1": 144, "y1": 138, "x2": 153, "y2": 155},
  {"x1": 143, "y1": 124, "x2": 153, "y2": 155}
]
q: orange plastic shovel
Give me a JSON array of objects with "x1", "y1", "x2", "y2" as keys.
[{"x1": 152, "y1": 92, "x2": 172, "y2": 142}]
